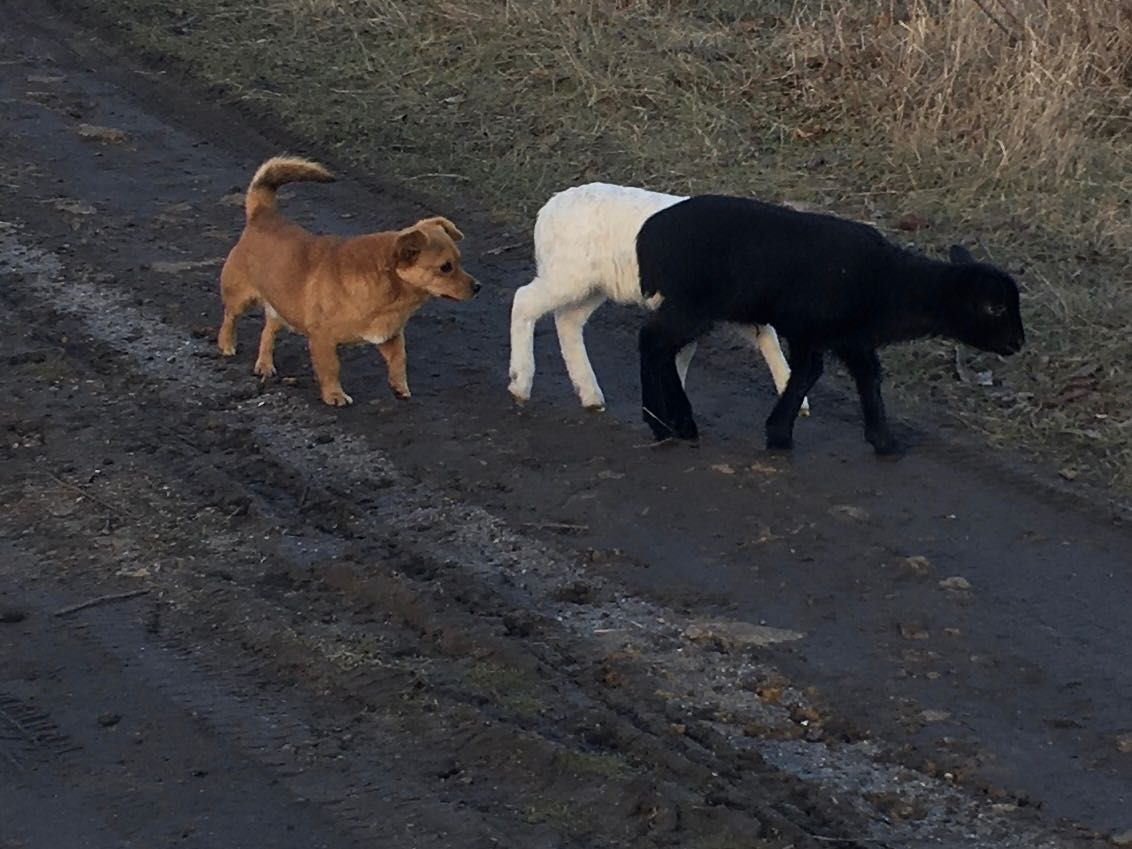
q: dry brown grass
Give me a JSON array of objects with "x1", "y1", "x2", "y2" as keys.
[
  {"x1": 777, "y1": 0, "x2": 1132, "y2": 247},
  {"x1": 65, "y1": 0, "x2": 1132, "y2": 497}
]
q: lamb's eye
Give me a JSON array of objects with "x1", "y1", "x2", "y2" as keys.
[{"x1": 439, "y1": 261, "x2": 453, "y2": 274}]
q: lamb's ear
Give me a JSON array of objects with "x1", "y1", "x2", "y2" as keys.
[
  {"x1": 395, "y1": 228, "x2": 428, "y2": 266},
  {"x1": 949, "y1": 244, "x2": 976, "y2": 265},
  {"x1": 419, "y1": 216, "x2": 463, "y2": 242}
]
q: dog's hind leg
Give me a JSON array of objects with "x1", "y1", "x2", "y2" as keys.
[
  {"x1": 308, "y1": 333, "x2": 352, "y2": 407},
  {"x1": 376, "y1": 333, "x2": 410, "y2": 400},
  {"x1": 253, "y1": 309, "x2": 285, "y2": 377},
  {"x1": 554, "y1": 293, "x2": 607, "y2": 409},
  {"x1": 217, "y1": 264, "x2": 257, "y2": 357}
]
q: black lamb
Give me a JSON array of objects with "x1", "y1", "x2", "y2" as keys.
[{"x1": 635, "y1": 195, "x2": 1025, "y2": 455}]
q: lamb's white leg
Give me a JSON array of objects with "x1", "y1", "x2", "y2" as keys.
[
  {"x1": 675, "y1": 341, "x2": 697, "y2": 389},
  {"x1": 509, "y1": 278, "x2": 558, "y2": 403},
  {"x1": 740, "y1": 324, "x2": 811, "y2": 416},
  {"x1": 553, "y1": 294, "x2": 608, "y2": 409}
]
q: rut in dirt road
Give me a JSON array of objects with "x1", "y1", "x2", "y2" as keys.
[{"x1": 2, "y1": 4, "x2": 1131, "y2": 848}]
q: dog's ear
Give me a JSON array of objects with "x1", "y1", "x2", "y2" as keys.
[
  {"x1": 395, "y1": 228, "x2": 429, "y2": 266},
  {"x1": 419, "y1": 216, "x2": 464, "y2": 242}
]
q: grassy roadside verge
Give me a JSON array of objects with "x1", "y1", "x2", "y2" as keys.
[{"x1": 54, "y1": 0, "x2": 1132, "y2": 497}]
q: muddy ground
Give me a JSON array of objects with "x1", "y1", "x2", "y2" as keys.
[{"x1": 1, "y1": 4, "x2": 1130, "y2": 848}]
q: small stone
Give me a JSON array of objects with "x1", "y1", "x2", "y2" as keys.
[
  {"x1": 684, "y1": 620, "x2": 804, "y2": 650},
  {"x1": 97, "y1": 712, "x2": 122, "y2": 727},
  {"x1": 1110, "y1": 830, "x2": 1132, "y2": 846},
  {"x1": 711, "y1": 463, "x2": 736, "y2": 475},
  {"x1": 1116, "y1": 733, "x2": 1132, "y2": 754},
  {"x1": 76, "y1": 123, "x2": 128, "y2": 144},
  {"x1": 0, "y1": 608, "x2": 27, "y2": 624},
  {"x1": 899, "y1": 623, "x2": 930, "y2": 640},
  {"x1": 904, "y1": 555, "x2": 933, "y2": 575},
  {"x1": 895, "y1": 213, "x2": 932, "y2": 232},
  {"x1": 553, "y1": 581, "x2": 594, "y2": 604},
  {"x1": 919, "y1": 709, "x2": 951, "y2": 723},
  {"x1": 939, "y1": 576, "x2": 972, "y2": 591},
  {"x1": 831, "y1": 504, "x2": 869, "y2": 522}
]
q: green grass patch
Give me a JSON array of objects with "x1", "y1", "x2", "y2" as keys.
[{"x1": 464, "y1": 660, "x2": 544, "y2": 717}]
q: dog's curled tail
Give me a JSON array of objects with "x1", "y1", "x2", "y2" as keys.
[{"x1": 245, "y1": 155, "x2": 335, "y2": 219}]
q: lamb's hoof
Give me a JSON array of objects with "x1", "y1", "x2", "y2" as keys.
[
  {"x1": 871, "y1": 438, "x2": 903, "y2": 458},
  {"x1": 581, "y1": 390, "x2": 607, "y2": 411},
  {"x1": 642, "y1": 408, "x2": 673, "y2": 441},
  {"x1": 766, "y1": 432, "x2": 794, "y2": 451},
  {"x1": 507, "y1": 374, "x2": 532, "y2": 406},
  {"x1": 642, "y1": 406, "x2": 697, "y2": 441},
  {"x1": 673, "y1": 417, "x2": 699, "y2": 442},
  {"x1": 579, "y1": 390, "x2": 606, "y2": 411},
  {"x1": 799, "y1": 398, "x2": 812, "y2": 417}
]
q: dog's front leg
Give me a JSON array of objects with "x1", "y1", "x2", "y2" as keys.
[
  {"x1": 309, "y1": 334, "x2": 352, "y2": 406},
  {"x1": 377, "y1": 333, "x2": 410, "y2": 399}
]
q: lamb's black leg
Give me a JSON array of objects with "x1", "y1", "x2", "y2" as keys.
[
  {"x1": 837, "y1": 346, "x2": 898, "y2": 455},
  {"x1": 639, "y1": 316, "x2": 702, "y2": 442},
  {"x1": 639, "y1": 321, "x2": 673, "y2": 439},
  {"x1": 765, "y1": 342, "x2": 823, "y2": 450}
]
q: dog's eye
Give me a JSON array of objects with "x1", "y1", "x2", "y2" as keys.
[
  {"x1": 982, "y1": 302, "x2": 1006, "y2": 317},
  {"x1": 439, "y1": 261, "x2": 453, "y2": 274}
]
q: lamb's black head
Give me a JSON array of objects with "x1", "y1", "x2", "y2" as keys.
[{"x1": 946, "y1": 246, "x2": 1025, "y2": 356}]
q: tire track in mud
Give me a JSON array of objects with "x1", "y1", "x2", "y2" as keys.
[
  {"x1": 0, "y1": 203, "x2": 1104, "y2": 848},
  {"x1": 0, "y1": 222, "x2": 827, "y2": 848}
]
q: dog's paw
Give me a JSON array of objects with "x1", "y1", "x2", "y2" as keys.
[
  {"x1": 253, "y1": 360, "x2": 276, "y2": 378},
  {"x1": 321, "y1": 388, "x2": 354, "y2": 407},
  {"x1": 390, "y1": 384, "x2": 411, "y2": 400},
  {"x1": 218, "y1": 343, "x2": 237, "y2": 357}
]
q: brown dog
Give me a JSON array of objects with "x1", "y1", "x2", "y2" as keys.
[{"x1": 217, "y1": 155, "x2": 479, "y2": 406}]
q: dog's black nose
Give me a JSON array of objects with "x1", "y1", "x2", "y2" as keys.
[{"x1": 472, "y1": 280, "x2": 482, "y2": 295}]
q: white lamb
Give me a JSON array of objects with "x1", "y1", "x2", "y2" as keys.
[{"x1": 508, "y1": 182, "x2": 809, "y2": 414}]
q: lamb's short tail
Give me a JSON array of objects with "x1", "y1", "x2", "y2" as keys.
[{"x1": 245, "y1": 155, "x2": 335, "y2": 220}]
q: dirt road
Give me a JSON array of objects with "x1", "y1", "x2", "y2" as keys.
[{"x1": 1, "y1": 5, "x2": 1130, "y2": 847}]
